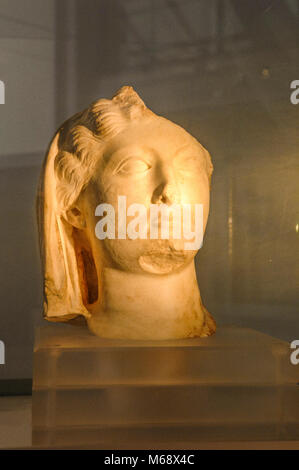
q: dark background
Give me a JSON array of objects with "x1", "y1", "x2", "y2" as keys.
[{"x1": 0, "y1": 0, "x2": 298, "y2": 391}]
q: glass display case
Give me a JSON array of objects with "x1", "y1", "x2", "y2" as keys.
[{"x1": 0, "y1": 0, "x2": 298, "y2": 450}]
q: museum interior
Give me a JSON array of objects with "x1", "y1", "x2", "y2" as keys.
[{"x1": 0, "y1": 0, "x2": 298, "y2": 449}]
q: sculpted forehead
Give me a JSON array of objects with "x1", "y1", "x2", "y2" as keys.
[{"x1": 102, "y1": 115, "x2": 202, "y2": 161}]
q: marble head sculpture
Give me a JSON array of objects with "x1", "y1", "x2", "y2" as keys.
[{"x1": 37, "y1": 86, "x2": 216, "y2": 339}]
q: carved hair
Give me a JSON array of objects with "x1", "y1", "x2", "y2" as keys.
[
  {"x1": 37, "y1": 86, "x2": 213, "y2": 322},
  {"x1": 54, "y1": 86, "x2": 151, "y2": 213}
]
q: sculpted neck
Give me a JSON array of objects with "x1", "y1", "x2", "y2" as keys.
[{"x1": 87, "y1": 261, "x2": 207, "y2": 340}]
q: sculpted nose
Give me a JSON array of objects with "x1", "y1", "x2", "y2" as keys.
[{"x1": 151, "y1": 167, "x2": 180, "y2": 205}]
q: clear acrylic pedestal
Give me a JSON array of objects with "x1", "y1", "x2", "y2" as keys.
[{"x1": 32, "y1": 324, "x2": 299, "y2": 448}]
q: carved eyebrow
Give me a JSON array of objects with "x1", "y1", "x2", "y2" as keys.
[
  {"x1": 102, "y1": 146, "x2": 140, "y2": 165},
  {"x1": 103, "y1": 143, "x2": 201, "y2": 168},
  {"x1": 109, "y1": 144, "x2": 200, "y2": 161},
  {"x1": 105, "y1": 145, "x2": 154, "y2": 160}
]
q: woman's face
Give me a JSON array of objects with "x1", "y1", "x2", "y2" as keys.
[{"x1": 82, "y1": 116, "x2": 211, "y2": 275}]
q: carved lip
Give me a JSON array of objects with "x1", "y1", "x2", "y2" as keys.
[{"x1": 149, "y1": 218, "x2": 183, "y2": 232}]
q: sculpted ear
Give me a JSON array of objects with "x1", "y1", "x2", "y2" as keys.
[{"x1": 65, "y1": 205, "x2": 86, "y2": 230}]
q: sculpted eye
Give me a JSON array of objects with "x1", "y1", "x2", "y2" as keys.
[{"x1": 114, "y1": 157, "x2": 151, "y2": 175}]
